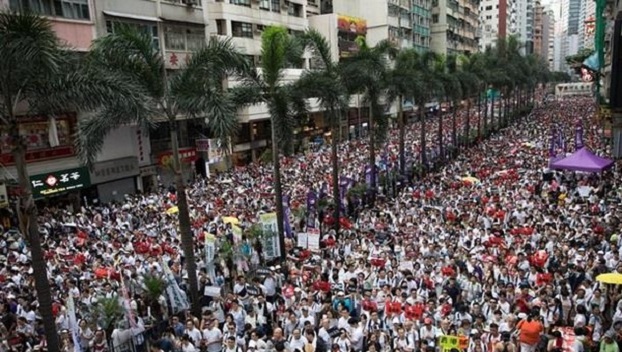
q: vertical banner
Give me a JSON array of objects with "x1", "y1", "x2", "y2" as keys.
[
  {"x1": 575, "y1": 120, "x2": 584, "y2": 150},
  {"x1": 66, "y1": 295, "x2": 81, "y2": 352},
  {"x1": 204, "y1": 232, "x2": 217, "y2": 282},
  {"x1": 549, "y1": 127, "x2": 557, "y2": 157},
  {"x1": 365, "y1": 166, "x2": 372, "y2": 187},
  {"x1": 283, "y1": 195, "x2": 293, "y2": 238},
  {"x1": 119, "y1": 275, "x2": 137, "y2": 328},
  {"x1": 306, "y1": 190, "x2": 317, "y2": 230},
  {"x1": 161, "y1": 259, "x2": 190, "y2": 313},
  {"x1": 259, "y1": 212, "x2": 281, "y2": 259}
]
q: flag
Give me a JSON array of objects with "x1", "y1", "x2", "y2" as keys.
[
  {"x1": 283, "y1": 194, "x2": 293, "y2": 238},
  {"x1": 119, "y1": 275, "x2": 137, "y2": 328},
  {"x1": 549, "y1": 127, "x2": 557, "y2": 157},
  {"x1": 306, "y1": 190, "x2": 317, "y2": 230},
  {"x1": 575, "y1": 120, "x2": 584, "y2": 150},
  {"x1": 161, "y1": 259, "x2": 190, "y2": 314},
  {"x1": 66, "y1": 295, "x2": 82, "y2": 352}
]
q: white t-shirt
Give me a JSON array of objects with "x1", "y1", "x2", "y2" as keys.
[{"x1": 202, "y1": 328, "x2": 223, "y2": 352}]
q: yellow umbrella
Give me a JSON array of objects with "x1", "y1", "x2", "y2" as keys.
[
  {"x1": 166, "y1": 206, "x2": 179, "y2": 215},
  {"x1": 522, "y1": 142, "x2": 535, "y2": 148},
  {"x1": 222, "y1": 216, "x2": 240, "y2": 225},
  {"x1": 462, "y1": 176, "x2": 481, "y2": 184},
  {"x1": 596, "y1": 273, "x2": 622, "y2": 285}
]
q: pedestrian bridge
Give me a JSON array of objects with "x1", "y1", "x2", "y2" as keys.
[{"x1": 555, "y1": 82, "x2": 594, "y2": 98}]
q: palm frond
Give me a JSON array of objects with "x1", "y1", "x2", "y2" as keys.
[
  {"x1": 261, "y1": 26, "x2": 290, "y2": 87},
  {"x1": 87, "y1": 24, "x2": 165, "y2": 99},
  {"x1": 301, "y1": 29, "x2": 334, "y2": 70}
]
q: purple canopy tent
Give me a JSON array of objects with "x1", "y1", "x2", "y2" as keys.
[{"x1": 550, "y1": 147, "x2": 614, "y2": 173}]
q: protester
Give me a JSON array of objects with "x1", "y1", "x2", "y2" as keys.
[{"x1": 2, "y1": 93, "x2": 622, "y2": 352}]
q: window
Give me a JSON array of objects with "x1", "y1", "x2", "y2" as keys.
[
  {"x1": 271, "y1": 0, "x2": 281, "y2": 12},
  {"x1": 259, "y1": 0, "x2": 270, "y2": 9},
  {"x1": 216, "y1": 19, "x2": 227, "y2": 35},
  {"x1": 165, "y1": 27, "x2": 186, "y2": 51},
  {"x1": 288, "y1": 3, "x2": 302, "y2": 17},
  {"x1": 106, "y1": 20, "x2": 159, "y2": 49},
  {"x1": 432, "y1": 14, "x2": 439, "y2": 23},
  {"x1": 485, "y1": 5, "x2": 492, "y2": 10},
  {"x1": 10, "y1": 0, "x2": 90, "y2": 20},
  {"x1": 230, "y1": 0, "x2": 251, "y2": 7},
  {"x1": 231, "y1": 21, "x2": 253, "y2": 38}
]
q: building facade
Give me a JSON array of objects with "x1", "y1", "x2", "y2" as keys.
[
  {"x1": 534, "y1": 2, "x2": 543, "y2": 56},
  {"x1": 478, "y1": 0, "x2": 512, "y2": 50},
  {"x1": 578, "y1": 0, "x2": 595, "y2": 50},
  {"x1": 430, "y1": 0, "x2": 479, "y2": 55}
]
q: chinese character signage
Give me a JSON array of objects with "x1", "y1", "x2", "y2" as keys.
[
  {"x1": 337, "y1": 15, "x2": 367, "y2": 35},
  {"x1": 157, "y1": 147, "x2": 198, "y2": 166},
  {"x1": 30, "y1": 167, "x2": 91, "y2": 198}
]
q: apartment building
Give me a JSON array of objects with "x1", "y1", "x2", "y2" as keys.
[
  {"x1": 534, "y1": 2, "x2": 543, "y2": 56},
  {"x1": 430, "y1": 0, "x2": 479, "y2": 55},
  {"x1": 578, "y1": 0, "x2": 595, "y2": 50},
  {"x1": 478, "y1": 0, "x2": 512, "y2": 50},
  {"x1": 542, "y1": 9, "x2": 555, "y2": 70}
]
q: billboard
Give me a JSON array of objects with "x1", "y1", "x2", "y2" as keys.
[{"x1": 337, "y1": 15, "x2": 367, "y2": 35}]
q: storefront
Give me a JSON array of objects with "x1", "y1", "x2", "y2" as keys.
[
  {"x1": 30, "y1": 166, "x2": 91, "y2": 210},
  {"x1": 138, "y1": 165, "x2": 158, "y2": 193},
  {"x1": 89, "y1": 157, "x2": 139, "y2": 203}
]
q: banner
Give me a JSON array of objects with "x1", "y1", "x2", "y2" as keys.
[
  {"x1": 196, "y1": 139, "x2": 210, "y2": 152},
  {"x1": 66, "y1": 295, "x2": 82, "y2": 352},
  {"x1": 208, "y1": 139, "x2": 225, "y2": 163},
  {"x1": 204, "y1": 232, "x2": 216, "y2": 282},
  {"x1": 575, "y1": 120, "x2": 584, "y2": 150},
  {"x1": 549, "y1": 127, "x2": 557, "y2": 157},
  {"x1": 119, "y1": 275, "x2": 137, "y2": 328},
  {"x1": 297, "y1": 229, "x2": 320, "y2": 250},
  {"x1": 306, "y1": 190, "x2": 317, "y2": 230},
  {"x1": 259, "y1": 212, "x2": 281, "y2": 259},
  {"x1": 161, "y1": 259, "x2": 190, "y2": 313},
  {"x1": 439, "y1": 335, "x2": 469, "y2": 352},
  {"x1": 337, "y1": 15, "x2": 367, "y2": 35}
]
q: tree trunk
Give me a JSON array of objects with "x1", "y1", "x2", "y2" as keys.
[
  {"x1": 419, "y1": 105, "x2": 426, "y2": 170},
  {"x1": 464, "y1": 99, "x2": 471, "y2": 147},
  {"x1": 368, "y1": 104, "x2": 376, "y2": 204},
  {"x1": 452, "y1": 100, "x2": 457, "y2": 151},
  {"x1": 269, "y1": 118, "x2": 287, "y2": 261},
  {"x1": 331, "y1": 111, "x2": 340, "y2": 233},
  {"x1": 398, "y1": 96, "x2": 405, "y2": 175},
  {"x1": 13, "y1": 136, "x2": 60, "y2": 352},
  {"x1": 438, "y1": 103, "x2": 444, "y2": 162},
  {"x1": 490, "y1": 95, "x2": 495, "y2": 132},
  {"x1": 477, "y1": 94, "x2": 482, "y2": 140},
  {"x1": 169, "y1": 121, "x2": 201, "y2": 318}
]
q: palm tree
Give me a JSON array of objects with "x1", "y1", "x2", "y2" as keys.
[
  {"x1": 435, "y1": 54, "x2": 461, "y2": 160},
  {"x1": 339, "y1": 38, "x2": 394, "y2": 201},
  {"x1": 411, "y1": 51, "x2": 441, "y2": 175},
  {"x1": 233, "y1": 26, "x2": 306, "y2": 257},
  {"x1": 79, "y1": 25, "x2": 250, "y2": 317},
  {"x1": 457, "y1": 53, "x2": 484, "y2": 147},
  {"x1": 0, "y1": 12, "x2": 148, "y2": 351},
  {"x1": 297, "y1": 29, "x2": 349, "y2": 231},
  {"x1": 386, "y1": 49, "x2": 424, "y2": 175}
]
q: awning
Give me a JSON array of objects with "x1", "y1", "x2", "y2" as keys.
[
  {"x1": 102, "y1": 11, "x2": 161, "y2": 23},
  {"x1": 159, "y1": 16, "x2": 206, "y2": 26}
]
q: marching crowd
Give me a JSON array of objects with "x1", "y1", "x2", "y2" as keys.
[{"x1": 0, "y1": 93, "x2": 621, "y2": 352}]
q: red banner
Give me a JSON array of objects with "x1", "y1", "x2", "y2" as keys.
[
  {"x1": 157, "y1": 147, "x2": 198, "y2": 166},
  {"x1": 0, "y1": 146, "x2": 74, "y2": 165}
]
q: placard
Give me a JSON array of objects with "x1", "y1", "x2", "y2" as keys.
[
  {"x1": 203, "y1": 286, "x2": 221, "y2": 297},
  {"x1": 307, "y1": 229, "x2": 320, "y2": 251},
  {"x1": 259, "y1": 212, "x2": 281, "y2": 259}
]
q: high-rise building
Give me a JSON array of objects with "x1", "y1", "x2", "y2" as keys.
[
  {"x1": 542, "y1": 8, "x2": 556, "y2": 70},
  {"x1": 412, "y1": 0, "x2": 433, "y2": 52},
  {"x1": 557, "y1": 0, "x2": 581, "y2": 70},
  {"x1": 578, "y1": 0, "x2": 595, "y2": 50},
  {"x1": 430, "y1": 0, "x2": 480, "y2": 55},
  {"x1": 534, "y1": 2, "x2": 544, "y2": 56},
  {"x1": 478, "y1": 0, "x2": 513, "y2": 50}
]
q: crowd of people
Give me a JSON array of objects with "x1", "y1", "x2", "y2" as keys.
[{"x1": 0, "y1": 93, "x2": 621, "y2": 352}]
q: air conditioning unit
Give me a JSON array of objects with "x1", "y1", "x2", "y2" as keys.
[{"x1": 183, "y1": 0, "x2": 199, "y2": 6}]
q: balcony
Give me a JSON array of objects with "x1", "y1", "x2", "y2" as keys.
[{"x1": 207, "y1": 1, "x2": 307, "y2": 31}]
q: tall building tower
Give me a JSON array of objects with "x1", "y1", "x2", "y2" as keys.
[
  {"x1": 534, "y1": 2, "x2": 544, "y2": 57},
  {"x1": 559, "y1": 0, "x2": 581, "y2": 70},
  {"x1": 430, "y1": 0, "x2": 479, "y2": 55},
  {"x1": 478, "y1": 0, "x2": 513, "y2": 50},
  {"x1": 578, "y1": 0, "x2": 595, "y2": 50},
  {"x1": 546, "y1": 9, "x2": 556, "y2": 70},
  {"x1": 413, "y1": 0, "x2": 433, "y2": 52}
]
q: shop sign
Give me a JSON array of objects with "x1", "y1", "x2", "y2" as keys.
[
  {"x1": 30, "y1": 167, "x2": 90, "y2": 198},
  {"x1": 337, "y1": 15, "x2": 367, "y2": 35},
  {"x1": 196, "y1": 139, "x2": 210, "y2": 152},
  {"x1": 139, "y1": 165, "x2": 158, "y2": 177},
  {"x1": 90, "y1": 157, "x2": 139, "y2": 184},
  {"x1": 157, "y1": 147, "x2": 198, "y2": 166}
]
